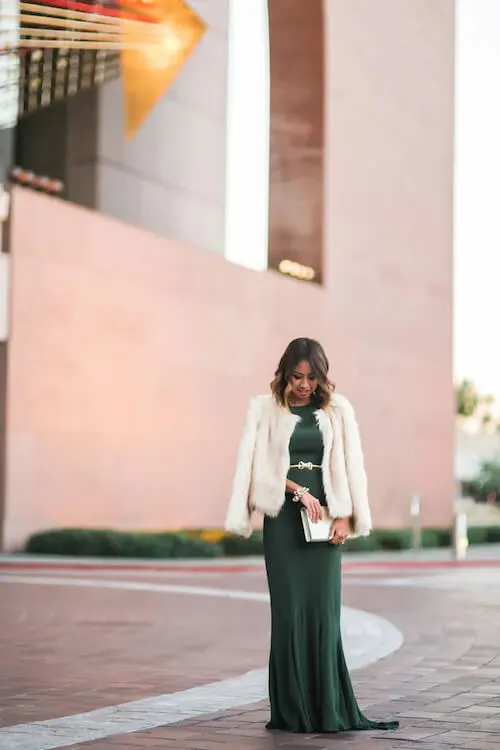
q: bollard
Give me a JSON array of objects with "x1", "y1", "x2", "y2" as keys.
[
  {"x1": 452, "y1": 512, "x2": 469, "y2": 560},
  {"x1": 410, "y1": 493, "x2": 421, "y2": 551}
]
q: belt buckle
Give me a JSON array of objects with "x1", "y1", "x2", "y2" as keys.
[{"x1": 298, "y1": 461, "x2": 313, "y2": 470}]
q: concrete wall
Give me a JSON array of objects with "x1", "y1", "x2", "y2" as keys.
[
  {"x1": 321, "y1": 0, "x2": 456, "y2": 528},
  {"x1": 4, "y1": 188, "x2": 333, "y2": 549},
  {"x1": 14, "y1": 0, "x2": 228, "y2": 256},
  {"x1": 3, "y1": 0, "x2": 455, "y2": 548},
  {"x1": 95, "y1": 0, "x2": 229, "y2": 255}
]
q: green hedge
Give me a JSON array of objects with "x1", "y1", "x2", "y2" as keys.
[
  {"x1": 468, "y1": 525, "x2": 500, "y2": 545},
  {"x1": 25, "y1": 529, "x2": 222, "y2": 559},
  {"x1": 221, "y1": 531, "x2": 264, "y2": 556},
  {"x1": 24, "y1": 524, "x2": 500, "y2": 559},
  {"x1": 219, "y1": 526, "x2": 499, "y2": 556}
]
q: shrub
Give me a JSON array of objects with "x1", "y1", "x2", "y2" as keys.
[
  {"x1": 475, "y1": 459, "x2": 500, "y2": 501},
  {"x1": 178, "y1": 528, "x2": 227, "y2": 543},
  {"x1": 25, "y1": 523, "x2": 500, "y2": 559},
  {"x1": 463, "y1": 458, "x2": 500, "y2": 502},
  {"x1": 221, "y1": 531, "x2": 264, "y2": 556},
  {"x1": 467, "y1": 526, "x2": 489, "y2": 546},
  {"x1": 343, "y1": 534, "x2": 380, "y2": 553},
  {"x1": 25, "y1": 529, "x2": 222, "y2": 559},
  {"x1": 422, "y1": 528, "x2": 451, "y2": 548},
  {"x1": 374, "y1": 529, "x2": 412, "y2": 550},
  {"x1": 485, "y1": 525, "x2": 500, "y2": 543},
  {"x1": 460, "y1": 478, "x2": 479, "y2": 499}
]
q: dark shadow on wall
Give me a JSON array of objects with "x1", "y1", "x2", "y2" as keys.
[
  {"x1": 15, "y1": 88, "x2": 99, "y2": 210},
  {"x1": 268, "y1": 0, "x2": 325, "y2": 284}
]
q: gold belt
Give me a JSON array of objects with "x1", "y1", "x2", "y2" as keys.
[{"x1": 289, "y1": 462, "x2": 321, "y2": 470}]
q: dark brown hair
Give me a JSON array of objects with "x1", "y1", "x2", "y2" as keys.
[{"x1": 270, "y1": 338, "x2": 334, "y2": 409}]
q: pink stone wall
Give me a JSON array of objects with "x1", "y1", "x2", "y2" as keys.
[
  {"x1": 323, "y1": 0, "x2": 455, "y2": 530},
  {"x1": 4, "y1": 189, "x2": 333, "y2": 548},
  {"x1": 2, "y1": 1, "x2": 455, "y2": 549}
]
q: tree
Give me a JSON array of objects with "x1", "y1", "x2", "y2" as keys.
[
  {"x1": 462, "y1": 459, "x2": 500, "y2": 503},
  {"x1": 476, "y1": 459, "x2": 500, "y2": 502},
  {"x1": 456, "y1": 379, "x2": 480, "y2": 417}
]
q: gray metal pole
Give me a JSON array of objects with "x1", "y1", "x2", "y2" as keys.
[{"x1": 410, "y1": 492, "x2": 421, "y2": 550}]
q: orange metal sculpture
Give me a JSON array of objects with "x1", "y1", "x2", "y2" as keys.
[{"x1": 0, "y1": 0, "x2": 206, "y2": 137}]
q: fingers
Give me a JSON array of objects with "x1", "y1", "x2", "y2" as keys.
[
  {"x1": 330, "y1": 536, "x2": 345, "y2": 545},
  {"x1": 307, "y1": 501, "x2": 323, "y2": 523},
  {"x1": 329, "y1": 524, "x2": 347, "y2": 545},
  {"x1": 329, "y1": 528, "x2": 340, "y2": 545},
  {"x1": 307, "y1": 506, "x2": 320, "y2": 522}
]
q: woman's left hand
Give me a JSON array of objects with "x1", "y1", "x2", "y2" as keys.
[{"x1": 329, "y1": 517, "x2": 351, "y2": 545}]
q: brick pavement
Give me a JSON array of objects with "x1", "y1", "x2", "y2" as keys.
[
  {"x1": 2, "y1": 562, "x2": 500, "y2": 749},
  {"x1": 0, "y1": 574, "x2": 271, "y2": 727}
]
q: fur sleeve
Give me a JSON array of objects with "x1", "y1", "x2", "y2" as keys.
[
  {"x1": 224, "y1": 397, "x2": 262, "y2": 538},
  {"x1": 335, "y1": 394, "x2": 373, "y2": 537}
]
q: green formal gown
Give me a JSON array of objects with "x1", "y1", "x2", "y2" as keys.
[{"x1": 263, "y1": 403, "x2": 398, "y2": 734}]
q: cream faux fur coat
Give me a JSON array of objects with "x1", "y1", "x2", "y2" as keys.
[{"x1": 224, "y1": 393, "x2": 373, "y2": 539}]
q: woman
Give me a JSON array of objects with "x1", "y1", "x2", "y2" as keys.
[{"x1": 225, "y1": 338, "x2": 398, "y2": 734}]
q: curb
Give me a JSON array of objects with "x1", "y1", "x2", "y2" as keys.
[{"x1": 1, "y1": 558, "x2": 500, "y2": 574}]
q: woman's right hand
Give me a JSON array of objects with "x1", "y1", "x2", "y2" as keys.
[{"x1": 301, "y1": 492, "x2": 323, "y2": 523}]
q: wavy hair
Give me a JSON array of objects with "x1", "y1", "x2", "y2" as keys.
[{"x1": 270, "y1": 338, "x2": 334, "y2": 409}]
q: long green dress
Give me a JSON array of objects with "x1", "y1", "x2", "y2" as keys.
[{"x1": 263, "y1": 403, "x2": 398, "y2": 734}]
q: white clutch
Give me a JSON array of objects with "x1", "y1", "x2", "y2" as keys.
[{"x1": 300, "y1": 507, "x2": 334, "y2": 543}]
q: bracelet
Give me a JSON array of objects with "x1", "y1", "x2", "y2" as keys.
[{"x1": 292, "y1": 486, "x2": 309, "y2": 503}]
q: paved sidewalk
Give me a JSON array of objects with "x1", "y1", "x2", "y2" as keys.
[{"x1": 2, "y1": 561, "x2": 500, "y2": 749}]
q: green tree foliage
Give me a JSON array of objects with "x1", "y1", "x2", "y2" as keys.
[{"x1": 456, "y1": 379, "x2": 480, "y2": 417}]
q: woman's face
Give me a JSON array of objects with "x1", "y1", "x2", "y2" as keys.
[{"x1": 288, "y1": 359, "x2": 318, "y2": 403}]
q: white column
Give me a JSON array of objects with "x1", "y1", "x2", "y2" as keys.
[{"x1": 224, "y1": 0, "x2": 270, "y2": 271}]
